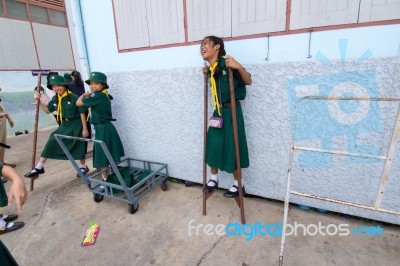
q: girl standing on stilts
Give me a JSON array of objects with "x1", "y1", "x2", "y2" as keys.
[
  {"x1": 25, "y1": 75, "x2": 89, "y2": 178},
  {"x1": 201, "y1": 36, "x2": 252, "y2": 197},
  {"x1": 76, "y1": 72, "x2": 124, "y2": 181}
]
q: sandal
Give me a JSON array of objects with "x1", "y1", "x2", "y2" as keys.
[{"x1": 203, "y1": 179, "x2": 218, "y2": 193}]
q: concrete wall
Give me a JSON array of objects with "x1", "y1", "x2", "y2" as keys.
[{"x1": 75, "y1": 0, "x2": 400, "y2": 224}]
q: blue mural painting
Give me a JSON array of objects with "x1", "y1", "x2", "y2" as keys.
[{"x1": 287, "y1": 40, "x2": 382, "y2": 168}]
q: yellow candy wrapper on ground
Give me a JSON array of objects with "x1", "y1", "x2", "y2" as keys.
[{"x1": 81, "y1": 223, "x2": 100, "y2": 247}]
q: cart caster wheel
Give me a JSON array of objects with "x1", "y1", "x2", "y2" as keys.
[
  {"x1": 93, "y1": 194, "x2": 104, "y2": 203},
  {"x1": 161, "y1": 180, "x2": 168, "y2": 191},
  {"x1": 129, "y1": 203, "x2": 139, "y2": 214}
]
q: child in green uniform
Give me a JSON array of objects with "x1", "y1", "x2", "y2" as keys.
[
  {"x1": 201, "y1": 36, "x2": 252, "y2": 198},
  {"x1": 77, "y1": 72, "x2": 125, "y2": 179},
  {"x1": 0, "y1": 162, "x2": 27, "y2": 235},
  {"x1": 25, "y1": 75, "x2": 90, "y2": 178},
  {"x1": 0, "y1": 163, "x2": 27, "y2": 265}
]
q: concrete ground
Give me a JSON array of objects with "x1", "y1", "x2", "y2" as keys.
[{"x1": 1, "y1": 127, "x2": 399, "y2": 266}]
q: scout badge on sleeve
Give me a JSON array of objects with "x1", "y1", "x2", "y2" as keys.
[
  {"x1": 209, "y1": 116, "x2": 223, "y2": 128},
  {"x1": 81, "y1": 221, "x2": 100, "y2": 247}
]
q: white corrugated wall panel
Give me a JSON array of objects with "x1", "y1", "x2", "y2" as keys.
[
  {"x1": 0, "y1": 18, "x2": 38, "y2": 70},
  {"x1": 359, "y1": 0, "x2": 400, "y2": 22},
  {"x1": 290, "y1": 0, "x2": 360, "y2": 30},
  {"x1": 146, "y1": 0, "x2": 185, "y2": 46},
  {"x1": 114, "y1": 0, "x2": 149, "y2": 49},
  {"x1": 186, "y1": 0, "x2": 232, "y2": 42},
  {"x1": 232, "y1": 0, "x2": 286, "y2": 37},
  {"x1": 33, "y1": 23, "x2": 74, "y2": 70}
]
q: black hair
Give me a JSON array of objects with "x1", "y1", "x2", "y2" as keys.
[
  {"x1": 203, "y1": 36, "x2": 226, "y2": 58},
  {"x1": 71, "y1": 70, "x2": 84, "y2": 87},
  {"x1": 203, "y1": 36, "x2": 226, "y2": 80},
  {"x1": 101, "y1": 86, "x2": 113, "y2": 100}
]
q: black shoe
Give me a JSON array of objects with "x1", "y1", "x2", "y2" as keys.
[
  {"x1": 24, "y1": 167, "x2": 45, "y2": 178},
  {"x1": 203, "y1": 179, "x2": 218, "y2": 193},
  {"x1": 76, "y1": 166, "x2": 90, "y2": 177},
  {"x1": 0, "y1": 222, "x2": 25, "y2": 235},
  {"x1": 0, "y1": 214, "x2": 18, "y2": 222},
  {"x1": 223, "y1": 185, "x2": 246, "y2": 198}
]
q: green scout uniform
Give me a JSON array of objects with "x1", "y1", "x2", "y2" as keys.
[
  {"x1": 41, "y1": 92, "x2": 87, "y2": 160},
  {"x1": 0, "y1": 163, "x2": 20, "y2": 266},
  {"x1": 0, "y1": 165, "x2": 18, "y2": 266},
  {"x1": 0, "y1": 240, "x2": 18, "y2": 266},
  {"x1": 205, "y1": 57, "x2": 249, "y2": 173},
  {"x1": 82, "y1": 91, "x2": 125, "y2": 168}
]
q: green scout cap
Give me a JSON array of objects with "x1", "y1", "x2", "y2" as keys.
[
  {"x1": 85, "y1": 72, "x2": 109, "y2": 88},
  {"x1": 64, "y1": 73, "x2": 72, "y2": 83},
  {"x1": 47, "y1": 75, "x2": 68, "y2": 90}
]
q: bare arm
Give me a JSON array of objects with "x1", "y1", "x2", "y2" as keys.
[
  {"x1": 225, "y1": 56, "x2": 252, "y2": 85},
  {"x1": 76, "y1": 92, "x2": 91, "y2": 107},
  {"x1": 2, "y1": 165, "x2": 27, "y2": 212},
  {"x1": 80, "y1": 112, "x2": 89, "y2": 138},
  {"x1": 5, "y1": 113, "x2": 14, "y2": 128},
  {"x1": 34, "y1": 92, "x2": 51, "y2": 114}
]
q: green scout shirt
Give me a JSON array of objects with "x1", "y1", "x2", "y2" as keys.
[
  {"x1": 208, "y1": 57, "x2": 247, "y2": 104},
  {"x1": 47, "y1": 92, "x2": 86, "y2": 121},
  {"x1": 82, "y1": 91, "x2": 112, "y2": 124}
]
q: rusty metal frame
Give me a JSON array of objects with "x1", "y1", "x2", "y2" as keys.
[{"x1": 279, "y1": 96, "x2": 400, "y2": 266}]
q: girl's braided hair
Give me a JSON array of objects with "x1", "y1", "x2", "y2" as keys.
[{"x1": 203, "y1": 36, "x2": 226, "y2": 79}]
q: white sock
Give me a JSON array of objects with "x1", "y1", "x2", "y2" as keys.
[
  {"x1": 207, "y1": 174, "x2": 218, "y2": 187},
  {"x1": 35, "y1": 162, "x2": 44, "y2": 170},
  {"x1": 79, "y1": 164, "x2": 87, "y2": 169},
  {"x1": 0, "y1": 219, "x2": 13, "y2": 228},
  {"x1": 229, "y1": 185, "x2": 238, "y2": 192},
  {"x1": 229, "y1": 180, "x2": 242, "y2": 192}
]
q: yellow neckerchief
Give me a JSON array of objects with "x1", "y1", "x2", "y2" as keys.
[
  {"x1": 56, "y1": 90, "x2": 70, "y2": 123},
  {"x1": 86, "y1": 89, "x2": 110, "y2": 121},
  {"x1": 209, "y1": 61, "x2": 221, "y2": 116}
]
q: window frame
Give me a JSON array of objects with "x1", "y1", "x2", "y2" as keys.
[
  {"x1": 0, "y1": 0, "x2": 67, "y2": 27},
  {"x1": 112, "y1": 0, "x2": 400, "y2": 53}
]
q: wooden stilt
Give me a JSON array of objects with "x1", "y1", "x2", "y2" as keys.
[
  {"x1": 202, "y1": 71, "x2": 209, "y2": 215},
  {"x1": 202, "y1": 67, "x2": 246, "y2": 224},
  {"x1": 30, "y1": 74, "x2": 42, "y2": 191},
  {"x1": 228, "y1": 68, "x2": 246, "y2": 224}
]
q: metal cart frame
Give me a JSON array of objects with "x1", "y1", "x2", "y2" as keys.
[
  {"x1": 279, "y1": 96, "x2": 400, "y2": 265},
  {"x1": 54, "y1": 134, "x2": 169, "y2": 214}
]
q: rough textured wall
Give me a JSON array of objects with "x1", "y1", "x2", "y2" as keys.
[{"x1": 108, "y1": 57, "x2": 400, "y2": 224}]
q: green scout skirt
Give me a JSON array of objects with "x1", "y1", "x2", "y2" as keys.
[
  {"x1": 0, "y1": 240, "x2": 18, "y2": 266},
  {"x1": 41, "y1": 118, "x2": 86, "y2": 160},
  {"x1": 205, "y1": 105, "x2": 249, "y2": 173},
  {"x1": 93, "y1": 122, "x2": 125, "y2": 168}
]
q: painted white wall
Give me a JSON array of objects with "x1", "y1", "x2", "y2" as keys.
[
  {"x1": 72, "y1": 0, "x2": 400, "y2": 224},
  {"x1": 78, "y1": 0, "x2": 400, "y2": 72}
]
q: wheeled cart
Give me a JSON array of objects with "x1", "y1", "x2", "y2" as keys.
[{"x1": 54, "y1": 134, "x2": 169, "y2": 214}]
